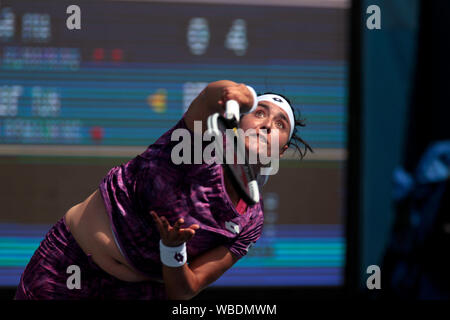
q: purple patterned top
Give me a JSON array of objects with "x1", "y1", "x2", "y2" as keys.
[{"x1": 99, "y1": 117, "x2": 264, "y2": 278}]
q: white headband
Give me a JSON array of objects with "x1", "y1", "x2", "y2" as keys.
[
  {"x1": 243, "y1": 89, "x2": 295, "y2": 187},
  {"x1": 256, "y1": 94, "x2": 295, "y2": 139}
]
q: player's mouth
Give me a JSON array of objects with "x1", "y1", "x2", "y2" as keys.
[{"x1": 246, "y1": 132, "x2": 268, "y2": 145}]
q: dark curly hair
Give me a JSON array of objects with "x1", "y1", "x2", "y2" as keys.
[{"x1": 258, "y1": 92, "x2": 314, "y2": 160}]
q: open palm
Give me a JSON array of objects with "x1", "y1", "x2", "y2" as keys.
[{"x1": 151, "y1": 211, "x2": 200, "y2": 247}]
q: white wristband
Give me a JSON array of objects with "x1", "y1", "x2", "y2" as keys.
[
  {"x1": 159, "y1": 240, "x2": 187, "y2": 267},
  {"x1": 245, "y1": 85, "x2": 258, "y2": 114}
]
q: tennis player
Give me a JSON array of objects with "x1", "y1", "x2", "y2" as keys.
[{"x1": 15, "y1": 80, "x2": 312, "y2": 300}]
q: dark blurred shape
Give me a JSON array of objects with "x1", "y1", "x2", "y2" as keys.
[{"x1": 381, "y1": 0, "x2": 450, "y2": 299}]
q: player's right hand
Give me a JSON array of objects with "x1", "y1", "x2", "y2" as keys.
[{"x1": 217, "y1": 83, "x2": 254, "y2": 113}]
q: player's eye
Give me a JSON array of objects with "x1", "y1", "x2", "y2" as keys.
[
  {"x1": 255, "y1": 110, "x2": 265, "y2": 118},
  {"x1": 276, "y1": 121, "x2": 285, "y2": 129}
]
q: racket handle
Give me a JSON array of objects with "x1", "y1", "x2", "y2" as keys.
[
  {"x1": 225, "y1": 100, "x2": 240, "y2": 122},
  {"x1": 248, "y1": 180, "x2": 260, "y2": 203}
]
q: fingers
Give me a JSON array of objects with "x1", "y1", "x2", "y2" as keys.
[
  {"x1": 179, "y1": 224, "x2": 200, "y2": 241},
  {"x1": 151, "y1": 211, "x2": 199, "y2": 243},
  {"x1": 160, "y1": 216, "x2": 170, "y2": 230},
  {"x1": 222, "y1": 87, "x2": 242, "y2": 102},
  {"x1": 179, "y1": 228, "x2": 197, "y2": 242},
  {"x1": 173, "y1": 218, "x2": 184, "y2": 231},
  {"x1": 151, "y1": 211, "x2": 174, "y2": 237},
  {"x1": 150, "y1": 211, "x2": 164, "y2": 235}
]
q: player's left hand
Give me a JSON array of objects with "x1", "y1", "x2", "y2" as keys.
[{"x1": 150, "y1": 211, "x2": 200, "y2": 247}]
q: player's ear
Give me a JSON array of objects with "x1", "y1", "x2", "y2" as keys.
[{"x1": 279, "y1": 144, "x2": 289, "y2": 158}]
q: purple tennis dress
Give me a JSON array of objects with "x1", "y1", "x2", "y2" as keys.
[{"x1": 15, "y1": 116, "x2": 264, "y2": 300}]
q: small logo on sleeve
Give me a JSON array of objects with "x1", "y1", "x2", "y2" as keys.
[{"x1": 225, "y1": 221, "x2": 240, "y2": 234}]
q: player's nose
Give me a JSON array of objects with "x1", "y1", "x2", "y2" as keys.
[
  {"x1": 258, "y1": 119, "x2": 272, "y2": 134},
  {"x1": 256, "y1": 127, "x2": 270, "y2": 144}
]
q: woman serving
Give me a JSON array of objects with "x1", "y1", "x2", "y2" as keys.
[{"x1": 15, "y1": 80, "x2": 312, "y2": 300}]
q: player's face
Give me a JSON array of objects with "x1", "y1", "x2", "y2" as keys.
[{"x1": 239, "y1": 101, "x2": 290, "y2": 158}]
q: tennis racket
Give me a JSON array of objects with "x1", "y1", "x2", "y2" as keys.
[{"x1": 207, "y1": 100, "x2": 260, "y2": 205}]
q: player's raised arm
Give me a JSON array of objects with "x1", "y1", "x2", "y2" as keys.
[{"x1": 183, "y1": 80, "x2": 256, "y2": 133}]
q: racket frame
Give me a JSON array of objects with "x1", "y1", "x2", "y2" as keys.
[{"x1": 206, "y1": 100, "x2": 260, "y2": 205}]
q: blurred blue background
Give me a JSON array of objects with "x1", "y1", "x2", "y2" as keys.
[{"x1": 360, "y1": 0, "x2": 419, "y2": 285}]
